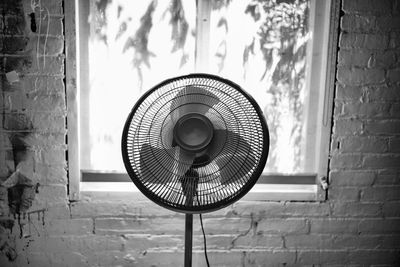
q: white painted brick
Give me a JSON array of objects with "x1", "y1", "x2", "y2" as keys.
[
  {"x1": 36, "y1": 36, "x2": 64, "y2": 56},
  {"x1": 337, "y1": 49, "x2": 372, "y2": 67},
  {"x1": 340, "y1": 102, "x2": 392, "y2": 119},
  {"x1": 95, "y1": 217, "x2": 188, "y2": 235},
  {"x1": 95, "y1": 217, "x2": 156, "y2": 235},
  {"x1": 46, "y1": 251, "x2": 89, "y2": 267},
  {"x1": 245, "y1": 250, "x2": 297, "y2": 266},
  {"x1": 348, "y1": 250, "x2": 400, "y2": 265},
  {"x1": 366, "y1": 85, "x2": 400, "y2": 102},
  {"x1": 25, "y1": 94, "x2": 66, "y2": 114},
  {"x1": 329, "y1": 170, "x2": 375, "y2": 186},
  {"x1": 193, "y1": 234, "x2": 234, "y2": 249},
  {"x1": 359, "y1": 219, "x2": 400, "y2": 233},
  {"x1": 134, "y1": 250, "x2": 245, "y2": 267},
  {"x1": 333, "y1": 118, "x2": 363, "y2": 136},
  {"x1": 134, "y1": 250, "x2": 184, "y2": 267},
  {"x1": 22, "y1": 0, "x2": 64, "y2": 15},
  {"x1": 334, "y1": 234, "x2": 400, "y2": 250},
  {"x1": 33, "y1": 163, "x2": 67, "y2": 185},
  {"x1": 228, "y1": 233, "x2": 283, "y2": 249},
  {"x1": 388, "y1": 68, "x2": 400, "y2": 83},
  {"x1": 361, "y1": 186, "x2": 400, "y2": 201},
  {"x1": 44, "y1": 204, "x2": 70, "y2": 219},
  {"x1": 30, "y1": 55, "x2": 65, "y2": 75},
  {"x1": 297, "y1": 250, "x2": 349, "y2": 265},
  {"x1": 0, "y1": 188, "x2": 9, "y2": 216},
  {"x1": 7, "y1": 252, "x2": 52, "y2": 267},
  {"x1": 374, "y1": 170, "x2": 400, "y2": 185},
  {"x1": 335, "y1": 84, "x2": 364, "y2": 101},
  {"x1": 310, "y1": 218, "x2": 360, "y2": 234},
  {"x1": 342, "y1": 0, "x2": 392, "y2": 14},
  {"x1": 123, "y1": 234, "x2": 182, "y2": 250},
  {"x1": 364, "y1": 120, "x2": 400, "y2": 135},
  {"x1": 30, "y1": 113, "x2": 66, "y2": 133},
  {"x1": 284, "y1": 202, "x2": 330, "y2": 217},
  {"x1": 377, "y1": 16, "x2": 400, "y2": 31},
  {"x1": 330, "y1": 154, "x2": 363, "y2": 170},
  {"x1": 33, "y1": 184, "x2": 67, "y2": 206},
  {"x1": 200, "y1": 217, "x2": 254, "y2": 235},
  {"x1": 383, "y1": 201, "x2": 400, "y2": 217},
  {"x1": 362, "y1": 155, "x2": 400, "y2": 169},
  {"x1": 71, "y1": 200, "x2": 178, "y2": 218},
  {"x1": 341, "y1": 14, "x2": 377, "y2": 33},
  {"x1": 328, "y1": 187, "x2": 361, "y2": 201},
  {"x1": 256, "y1": 218, "x2": 308, "y2": 235},
  {"x1": 332, "y1": 202, "x2": 382, "y2": 217},
  {"x1": 76, "y1": 250, "x2": 135, "y2": 267},
  {"x1": 25, "y1": 235, "x2": 123, "y2": 256},
  {"x1": 337, "y1": 67, "x2": 386, "y2": 86},
  {"x1": 371, "y1": 51, "x2": 398, "y2": 68},
  {"x1": 391, "y1": 104, "x2": 400, "y2": 119},
  {"x1": 287, "y1": 234, "x2": 400, "y2": 250},
  {"x1": 36, "y1": 149, "x2": 66, "y2": 166},
  {"x1": 45, "y1": 218, "x2": 93, "y2": 236},
  {"x1": 231, "y1": 201, "x2": 284, "y2": 218},
  {"x1": 37, "y1": 15, "x2": 64, "y2": 36},
  {"x1": 340, "y1": 136, "x2": 388, "y2": 153},
  {"x1": 340, "y1": 33, "x2": 389, "y2": 50},
  {"x1": 23, "y1": 132, "x2": 66, "y2": 149},
  {"x1": 389, "y1": 31, "x2": 400, "y2": 48},
  {"x1": 2, "y1": 14, "x2": 26, "y2": 35},
  {"x1": 285, "y1": 234, "x2": 334, "y2": 249},
  {"x1": 22, "y1": 75, "x2": 65, "y2": 95},
  {"x1": 5, "y1": 55, "x2": 64, "y2": 75}
]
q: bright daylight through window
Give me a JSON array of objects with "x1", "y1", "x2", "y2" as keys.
[{"x1": 73, "y1": 0, "x2": 336, "y2": 198}]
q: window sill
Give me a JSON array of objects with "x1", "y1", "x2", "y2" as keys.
[{"x1": 80, "y1": 182, "x2": 318, "y2": 201}]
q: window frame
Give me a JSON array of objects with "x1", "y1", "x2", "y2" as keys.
[{"x1": 65, "y1": 0, "x2": 341, "y2": 201}]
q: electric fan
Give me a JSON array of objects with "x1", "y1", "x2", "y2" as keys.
[{"x1": 122, "y1": 73, "x2": 269, "y2": 266}]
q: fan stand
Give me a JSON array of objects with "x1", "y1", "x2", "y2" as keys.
[
  {"x1": 184, "y1": 213, "x2": 193, "y2": 267},
  {"x1": 181, "y1": 172, "x2": 198, "y2": 267}
]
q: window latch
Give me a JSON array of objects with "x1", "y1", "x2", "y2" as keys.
[{"x1": 319, "y1": 176, "x2": 328, "y2": 190}]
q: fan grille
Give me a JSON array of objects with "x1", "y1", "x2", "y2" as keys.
[{"x1": 122, "y1": 74, "x2": 269, "y2": 213}]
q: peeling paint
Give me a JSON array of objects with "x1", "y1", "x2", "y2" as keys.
[
  {"x1": 29, "y1": 12, "x2": 37, "y2": 32},
  {"x1": 15, "y1": 209, "x2": 46, "y2": 239}
]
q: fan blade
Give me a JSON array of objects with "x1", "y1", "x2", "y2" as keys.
[
  {"x1": 139, "y1": 144, "x2": 195, "y2": 184},
  {"x1": 216, "y1": 153, "x2": 256, "y2": 185},
  {"x1": 170, "y1": 85, "x2": 220, "y2": 123},
  {"x1": 203, "y1": 129, "x2": 227, "y2": 161},
  {"x1": 172, "y1": 146, "x2": 196, "y2": 177},
  {"x1": 160, "y1": 116, "x2": 175, "y2": 148},
  {"x1": 212, "y1": 131, "x2": 257, "y2": 185}
]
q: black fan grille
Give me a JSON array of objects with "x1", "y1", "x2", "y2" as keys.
[{"x1": 122, "y1": 74, "x2": 269, "y2": 213}]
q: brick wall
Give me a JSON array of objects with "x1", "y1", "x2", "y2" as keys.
[{"x1": 1, "y1": 0, "x2": 400, "y2": 266}]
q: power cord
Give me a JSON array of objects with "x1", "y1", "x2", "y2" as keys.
[{"x1": 199, "y1": 213, "x2": 210, "y2": 267}]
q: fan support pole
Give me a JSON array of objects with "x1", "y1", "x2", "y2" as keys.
[{"x1": 184, "y1": 213, "x2": 193, "y2": 267}]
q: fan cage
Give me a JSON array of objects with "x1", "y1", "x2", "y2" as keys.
[{"x1": 122, "y1": 73, "x2": 269, "y2": 213}]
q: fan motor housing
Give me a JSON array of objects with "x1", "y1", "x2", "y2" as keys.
[{"x1": 173, "y1": 113, "x2": 214, "y2": 153}]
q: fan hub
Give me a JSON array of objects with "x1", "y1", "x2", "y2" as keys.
[{"x1": 173, "y1": 113, "x2": 214, "y2": 152}]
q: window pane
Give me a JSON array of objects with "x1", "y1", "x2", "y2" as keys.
[
  {"x1": 82, "y1": 0, "x2": 196, "y2": 171},
  {"x1": 208, "y1": 0, "x2": 311, "y2": 174},
  {"x1": 81, "y1": 0, "x2": 320, "y2": 176}
]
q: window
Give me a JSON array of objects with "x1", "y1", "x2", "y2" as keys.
[{"x1": 65, "y1": 0, "x2": 340, "y2": 200}]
